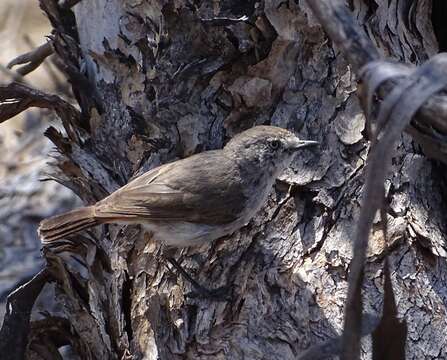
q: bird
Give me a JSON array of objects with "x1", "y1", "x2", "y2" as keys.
[{"x1": 39, "y1": 126, "x2": 317, "y2": 247}]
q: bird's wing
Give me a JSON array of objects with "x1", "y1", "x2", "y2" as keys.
[{"x1": 95, "y1": 151, "x2": 247, "y2": 224}]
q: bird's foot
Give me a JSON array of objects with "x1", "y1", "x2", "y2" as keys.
[
  {"x1": 166, "y1": 257, "x2": 231, "y2": 301},
  {"x1": 185, "y1": 284, "x2": 231, "y2": 301}
]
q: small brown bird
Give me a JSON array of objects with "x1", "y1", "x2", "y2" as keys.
[{"x1": 39, "y1": 126, "x2": 317, "y2": 247}]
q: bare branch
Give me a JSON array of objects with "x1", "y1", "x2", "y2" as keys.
[
  {"x1": 305, "y1": 0, "x2": 447, "y2": 158},
  {"x1": 301, "y1": 1, "x2": 447, "y2": 356},
  {"x1": 304, "y1": 1, "x2": 379, "y2": 72},
  {"x1": 0, "y1": 82, "x2": 82, "y2": 141},
  {"x1": 0, "y1": 63, "x2": 28, "y2": 84},
  {"x1": 7, "y1": 41, "x2": 54, "y2": 76},
  {"x1": 342, "y1": 55, "x2": 447, "y2": 359}
]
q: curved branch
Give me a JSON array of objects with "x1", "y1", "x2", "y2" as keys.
[
  {"x1": 306, "y1": 0, "x2": 447, "y2": 153},
  {"x1": 0, "y1": 82, "x2": 82, "y2": 141},
  {"x1": 7, "y1": 41, "x2": 54, "y2": 76}
]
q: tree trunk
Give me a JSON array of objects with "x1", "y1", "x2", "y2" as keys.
[{"x1": 2, "y1": 0, "x2": 447, "y2": 359}]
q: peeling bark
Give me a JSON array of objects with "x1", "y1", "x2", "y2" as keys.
[{"x1": 1, "y1": 0, "x2": 446, "y2": 359}]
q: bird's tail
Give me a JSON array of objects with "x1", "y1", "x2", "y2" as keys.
[{"x1": 38, "y1": 206, "x2": 98, "y2": 245}]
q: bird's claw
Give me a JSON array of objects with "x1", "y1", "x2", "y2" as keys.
[{"x1": 185, "y1": 284, "x2": 231, "y2": 301}]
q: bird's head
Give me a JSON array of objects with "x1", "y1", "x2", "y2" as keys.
[{"x1": 224, "y1": 125, "x2": 318, "y2": 177}]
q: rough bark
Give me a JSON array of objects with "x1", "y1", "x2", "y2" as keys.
[{"x1": 1, "y1": 0, "x2": 447, "y2": 359}]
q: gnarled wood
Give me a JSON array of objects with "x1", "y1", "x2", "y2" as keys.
[{"x1": 1, "y1": 0, "x2": 446, "y2": 359}]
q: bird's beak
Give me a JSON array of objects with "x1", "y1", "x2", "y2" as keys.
[{"x1": 290, "y1": 139, "x2": 319, "y2": 150}]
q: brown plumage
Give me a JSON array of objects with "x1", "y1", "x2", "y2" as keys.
[
  {"x1": 39, "y1": 126, "x2": 318, "y2": 247},
  {"x1": 39, "y1": 206, "x2": 98, "y2": 243}
]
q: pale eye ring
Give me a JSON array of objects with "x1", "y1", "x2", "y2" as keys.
[{"x1": 269, "y1": 140, "x2": 281, "y2": 150}]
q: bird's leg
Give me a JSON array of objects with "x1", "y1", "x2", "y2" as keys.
[{"x1": 165, "y1": 256, "x2": 230, "y2": 301}]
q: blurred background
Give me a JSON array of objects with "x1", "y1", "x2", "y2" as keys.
[{"x1": 0, "y1": 0, "x2": 79, "y2": 319}]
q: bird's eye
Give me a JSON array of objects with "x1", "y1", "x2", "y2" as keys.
[{"x1": 269, "y1": 140, "x2": 281, "y2": 150}]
